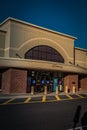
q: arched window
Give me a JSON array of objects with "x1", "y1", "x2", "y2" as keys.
[{"x1": 25, "y1": 45, "x2": 64, "y2": 63}]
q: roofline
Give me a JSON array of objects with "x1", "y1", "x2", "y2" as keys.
[
  {"x1": 0, "y1": 17, "x2": 77, "y2": 40},
  {"x1": 75, "y1": 47, "x2": 87, "y2": 52}
]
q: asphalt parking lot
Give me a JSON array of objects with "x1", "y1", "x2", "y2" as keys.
[{"x1": 0, "y1": 95, "x2": 87, "y2": 130}]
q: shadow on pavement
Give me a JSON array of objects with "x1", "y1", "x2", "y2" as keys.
[
  {"x1": 73, "y1": 105, "x2": 81, "y2": 129},
  {"x1": 81, "y1": 112, "x2": 87, "y2": 130}
]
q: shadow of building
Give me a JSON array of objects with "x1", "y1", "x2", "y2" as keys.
[
  {"x1": 73, "y1": 105, "x2": 81, "y2": 129},
  {"x1": 81, "y1": 112, "x2": 87, "y2": 130}
]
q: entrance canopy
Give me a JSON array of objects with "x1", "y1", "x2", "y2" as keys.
[{"x1": 0, "y1": 57, "x2": 87, "y2": 74}]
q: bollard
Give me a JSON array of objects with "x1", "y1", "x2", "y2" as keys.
[
  {"x1": 65, "y1": 86, "x2": 68, "y2": 93},
  {"x1": 73, "y1": 86, "x2": 76, "y2": 93},
  {"x1": 56, "y1": 86, "x2": 58, "y2": 94},
  {"x1": 44, "y1": 86, "x2": 47, "y2": 95},
  {"x1": 31, "y1": 86, "x2": 34, "y2": 95},
  {"x1": 60, "y1": 85, "x2": 62, "y2": 92}
]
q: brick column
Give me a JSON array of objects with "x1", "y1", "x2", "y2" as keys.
[
  {"x1": 80, "y1": 76, "x2": 87, "y2": 91},
  {"x1": 0, "y1": 73, "x2": 2, "y2": 90},
  {"x1": 2, "y1": 69, "x2": 11, "y2": 94},
  {"x1": 64, "y1": 74, "x2": 78, "y2": 92},
  {"x1": 2, "y1": 68, "x2": 27, "y2": 94}
]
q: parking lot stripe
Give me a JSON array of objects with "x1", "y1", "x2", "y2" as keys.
[
  {"x1": 75, "y1": 93, "x2": 84, "y2": 98},
  {"x1": 66, "y1": 94, "x2": 73, "y2": 99},
  {"x1": 55, "y1": 95, "x2": 60, "y2": 101},
  {"x1": 42, "y1": 96, "x2": 46, "y2": 102},
  {"x1": 2, "y1": 98, "x2": 15, "y2": 105},
  {"x1": 24, "y1": 97, "x2": 31, "y2": 103}
]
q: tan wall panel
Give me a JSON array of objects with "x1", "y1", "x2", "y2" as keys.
[
  {"x1": 0, "y1": 21, "x2": 11, "y2": 57},
  {"x1": 10, "y1": 21, "x2": 75, "y2": 64},
  {"x1": 0, "y1": 31, "x2": 6, "y2": 57},
  {"x1": 75, "y1": 48, "x2": 87, "y2": 67},
  {"x1": 0, "y1": 50, "x2": 4, "y2": 57},
  {"x1": 0, "y1": 31, "x2": 5, "y2": 49}
]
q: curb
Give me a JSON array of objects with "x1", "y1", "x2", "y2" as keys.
[{"x1": 0, "y1": 91, "x2": 87, "y2": 99}]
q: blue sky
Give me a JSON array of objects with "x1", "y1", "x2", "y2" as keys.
[{"x1": 0, "y1": 0, "x2": 87, "y2": 49}]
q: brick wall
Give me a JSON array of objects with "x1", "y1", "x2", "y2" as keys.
[
  {"x1": 64, "y1": 74, "x2": 78, "y2": 92},
  {"x1": 80, "y1": 76, "x2": 87, "y2": 91},
  {"x1": 2, "y1": 68, "x2": 27, "y2": 94},
  {"x1": 2, "y1": 69, "x2": 11, "y2": 94}
]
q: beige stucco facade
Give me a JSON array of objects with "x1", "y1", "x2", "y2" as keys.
[
  {"x1": 0, "y1": 17, "x2": 75, "y2": 63},
  {"x1": 0, "y1": 30, "x2": 6, "y2": 57},
  {"x1": 0, "y1": 17, "x2": 87, "y2": 94},
  {"x1": 75, "y1": 47, "x2": 87, "y2": 67},
  {"x1": 0, "y1": 17, "x2": 87, "y2": 68}
]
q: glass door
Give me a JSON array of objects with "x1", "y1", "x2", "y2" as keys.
[{"x1": 53, "y1": 77, "x2": 58, "y2": 91}]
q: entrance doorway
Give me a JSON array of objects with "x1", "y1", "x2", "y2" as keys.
[{"x1": 26, "y1": 70, "x2": 64, "y2": 93}]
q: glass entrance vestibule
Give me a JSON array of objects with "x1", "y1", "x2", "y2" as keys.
[{"x1": 27, "y1": 70, "x2": 64, "y2": 93}]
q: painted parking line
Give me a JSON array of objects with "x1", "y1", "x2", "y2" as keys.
[
  {"x1": 0, "y1": 93, "x2": 87, "y2": 105},
  {"x1": 42, "y1": 96, "x2": 46, "y2": 102},
  {"x1": 75, "y1": 93, "x2": 84, "y2": 98},
  {"x1": 67, "y1": 126, "x2": 82, "y2": 130},
  {"x1": 2, "y1": 98, "x2": 15, "y2": 105},
  {"x1": 66, "y1": 94, "x2": 73, "y2": 99},
  {"x1": 0, "y1": 98, "x2": 11, "y2": 104},
  {"x1": 24, "y1": 97, "x2": 31, "y2": 103},
  {"x1": 68, "y1": 125, "x2": 87, "y2": 130},
  {"x1": 9, "y1": 98, "x2": 27, "y2": 104},
  {"x1": 79, "y1": 94, "x2": 87, "y2": 97},
  {"x1": 55, "y1": 95, "x2": 60, "y2": 101}
]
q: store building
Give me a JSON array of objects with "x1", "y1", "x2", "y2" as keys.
[{"x1": 0, "y1": 17, "x2": 87, "y2": 94}]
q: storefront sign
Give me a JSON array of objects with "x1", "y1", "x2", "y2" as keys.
[{"x1": 52, "y1": 64, "x2": 63, "y2": 69}]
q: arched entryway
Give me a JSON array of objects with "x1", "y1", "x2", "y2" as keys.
[{"x1": 25, "y1": 45, "x2": 64, "y2": 93}]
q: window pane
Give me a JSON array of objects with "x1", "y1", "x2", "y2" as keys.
[
  {"x1": 42, "y1": 46, "x2": 46, "y2": 52},
  {"x1": 25, "y1": 45, "x2": 64, "y2": 63},
  {"x1": 42, "y1": 52, "x2": 46, "y2": 59},
  {"x1": 34, "y1": 46, "x2": 38, "y2": 51},
  {"x1": 55, "y1": 51, "x2": 58, "y2": 55},
  {"x1": 38, "y1": 51, "x2": 41, "y2": 57},
  {"x1": 33, "y1": 51, "x2": 38, "y2": 59},
  {"x1": 47, "y1": 53, "x2": 51, "y2": 60},
  {"x1": 51, "y1": 55, "x2": 54, "y2": 61},
  {"x1": 38, "y1": 46, "x2": 42, "y2": 51},
  {"x1": 55, "y1": 55, "x2": 59, "y2": 61},
  {"x1": 46, "y1": 46, "x2": 51, "y2": 53}
]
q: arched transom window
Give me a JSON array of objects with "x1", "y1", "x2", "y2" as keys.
[{"x1": 25, "y1": 45, "x2": 64, "y2": 63}]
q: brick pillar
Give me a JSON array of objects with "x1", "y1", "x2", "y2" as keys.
[
  {"x1": 64, "y1": 74, "x2": 78, "y2": 92},
  {"x1": 80, "y1": 76, "x2": 87, "y2": 91},
  {"x1": 64, "y1": 75, "x2": 69, "y2": 92},
  {"x1": 0, "y1": 73, "x2": 2, "y2": 90},
  {"x1": 2, "y1": 68, "x2": 27, "y2": 94},
  {"x1": 2, "y1": 69, "x2": 11, "y2": 94}
]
